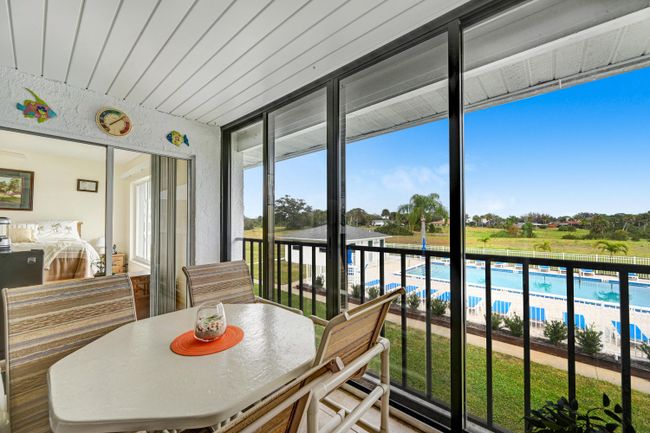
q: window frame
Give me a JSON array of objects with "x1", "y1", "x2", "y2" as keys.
[{"x1": 130, "y1": 176, "x2": 152, "y2": 267}]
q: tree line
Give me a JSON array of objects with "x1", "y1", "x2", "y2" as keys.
[{"x1": 244, "y1": 194, "x2": 650, "y2": 244}]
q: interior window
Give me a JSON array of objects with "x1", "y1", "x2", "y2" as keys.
[{"x1": 132, "y1": 177, "x2": 151, "y2": 265}]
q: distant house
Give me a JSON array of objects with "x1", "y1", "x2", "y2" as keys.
[
  {"x1": 370, "y1": 219, "x2": 388, "y2": 227},
  {"x1": 278, "y1": 225, "x2": 388, "y2": 271}
]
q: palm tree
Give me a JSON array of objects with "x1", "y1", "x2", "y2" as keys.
[
  {"x1": 479, "y1": 235, "x2": 491, "y2": 247},
  {"x1": 534, "y1": 241, "x2": 552, "y2": 252},
  {"x1": 397, "y1": 193, "x2": 448, "y2": 231},
  {"x1": 595, "y1": 240, "x2": 629, "y2": 256}
]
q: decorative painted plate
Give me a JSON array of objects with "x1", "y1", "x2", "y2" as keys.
[{"x1": 96, "y1": 108, "x2": 132, "y2": 136}]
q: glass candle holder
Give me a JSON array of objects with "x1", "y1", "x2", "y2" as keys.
[{"x1": 194, "y1": 303, "x2": 227, "y2": 342}]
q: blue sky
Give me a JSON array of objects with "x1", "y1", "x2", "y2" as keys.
[{"x1": 244, "y1": 67, "x2": 650, "y2": 218}]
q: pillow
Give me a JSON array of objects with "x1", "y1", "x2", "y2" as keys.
[
  {"x1": 35, "y1": 221, "x2": 80, "y2": 240},
  {"x1": 8, "y1": 225, "x2": 37, "y2": 243}
]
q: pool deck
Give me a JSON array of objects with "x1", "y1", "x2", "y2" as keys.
[{"x1": 354, "y1": 255, "x2": 650, "y2": 361}]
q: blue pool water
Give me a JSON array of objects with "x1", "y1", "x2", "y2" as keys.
[{"x1": 406, "y1": 263, "x2": 650, "y2": 308}]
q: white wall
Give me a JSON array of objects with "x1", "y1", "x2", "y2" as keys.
[
  {"x1": 0, "y1": 142, "x2": 106, "y2": 243},
  {"x1": 0, "y1": 66, "x2": 221, "y2": 263}
]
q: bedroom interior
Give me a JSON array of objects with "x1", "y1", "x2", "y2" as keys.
[{"x1": 0, "y1": 129, "x2": 191, "y2": 324}]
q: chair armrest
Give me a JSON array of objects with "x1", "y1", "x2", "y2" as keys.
[
  {"x1": 309, "y1": 315, "x2": 329, "y2": 327},
  {"x1": 255, "y1": 297, "x2": 303, "y2": 315}
]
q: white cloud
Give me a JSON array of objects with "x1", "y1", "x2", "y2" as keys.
[{"x1": 380, "y1": 165, "x2": 447, "y2": 193}]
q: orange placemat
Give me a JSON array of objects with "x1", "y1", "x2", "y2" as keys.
[{"x1": 170, "y1": 325, "x2": 244, "y2": 356}]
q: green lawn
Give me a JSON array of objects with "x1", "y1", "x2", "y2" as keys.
[
  {"x1": 244, "y1": 226, "x2": 650, "y2": 258},
  {"x1": 244, "y1": 242, "x2": 305, "y2": 285},
  {"x1": 265, "y1": 288, "x2": 650, "y2": 433},
  {"x1": 385, "y1": 226, "x2": 650, "y2": 258}
]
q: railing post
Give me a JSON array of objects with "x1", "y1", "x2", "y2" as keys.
[
  {"x1": 287, "y1": 243, "x2": 293, "y2": 307},
  {"x1": 299, "y1": 246, "x2": 304, "y2": 312},
  {"x1": 485, "y1": 259, "x2": 493, "y2": 427},
  {"x1": 448, "y1": 18, "x2": 466, "y2": 432},
  {"x1": 425, "y1": 254, "x2": 432, "y2": 399},
  {"x1": 277, "y1": 242, "x2": 282, "y2": 303},
  {"x1": 619, "y1": 272, "x2": 632, "y2": 430},
  {"x1": 566, "y1": 266, "x2": 576, "y2": 403},
  {"x1": 311, "y1": 247, "x2": 317, "y2": 316},
  {"x1": 360, "y1": 251, "x2": 366, "y2": 304},
  {"x1": 400, "y1": 253, "x2": 408, "y2": 387},
  {"x1": 523, "y1": 260, "x2": 531, "y2": 430}
]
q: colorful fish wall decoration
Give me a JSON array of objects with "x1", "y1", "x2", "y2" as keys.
[
  {"x1": 166, "y1": 130, "x2": 189, "y2": 147},
  {"x1": 16, "y1": 88, "x2": 57, "y2": 123}
]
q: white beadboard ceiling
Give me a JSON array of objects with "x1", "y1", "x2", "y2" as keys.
[
  {"x1": 2, "y1": 0, "x2": 650, "y2": 138},
  {"x1": 0, "y1": 0, "x2": 471, "y2": 127},
  {"x1": 234, "y1": 1, "x2": 650, "y2": 168}
]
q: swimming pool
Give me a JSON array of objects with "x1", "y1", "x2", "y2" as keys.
[{"x1": 406, "y1": 263, "x2": 650, "y2": 308}]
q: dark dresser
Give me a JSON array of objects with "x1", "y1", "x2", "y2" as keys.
[{"x1": 0, "y1": 249, "x2": 44, "y2": 359}]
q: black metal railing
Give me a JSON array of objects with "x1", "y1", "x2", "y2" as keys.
[{"x1": 242, "y1": 237, "x2": 650, "y2": 433}]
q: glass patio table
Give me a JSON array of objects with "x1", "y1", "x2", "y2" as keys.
[{"x1": 48, "y1": 303, "x2": 316, "y2": 433}]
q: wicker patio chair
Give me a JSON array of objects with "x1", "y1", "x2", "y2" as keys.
[
  {"x1": 182, "y1": 261, "x2": 301, "y2": 314},
  {"x1": 2, "y1": 275, "x2": 137, "y2": 433}
]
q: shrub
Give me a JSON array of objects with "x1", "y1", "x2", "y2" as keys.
[
  {"x1": 521, "y1": 222, "x2": 535, "y2": 238},
  {"x1": 503, "y1": 313, "x2": 524, "y2": 337},
  {"x1": 368, "y1": 286, "x2": 379, "y2": 300},
  {"x1": 641, "y1": 342, "x2": 650, "y2": 361},
  {"x1": 576, "y1": 325, "x2": 603, "y2": 355},
  {"x1": 544, "y1": 320, "x2": 568, "y2": 346},
  {"x1": 351, "y1": 284, "x2": 362, "y2": 299},
  {"x1": 407, "y1": 292, "x2": 421, "y2": 311},
  {"x1": 562, "y1": 234, "x2": 581, "y2": 240},
  {"x1": 526, "y1": 393, "x2": 632, "y2": 433},
  {"x1": 558, "y1": 225, "x2": 577, "y2": 232},
  {"x1": 489, "y1": 313, "x2": 503, "y2": 331},
  {"x1": 491, "y1": 230, "x2": 516, "y2": 238},
  {"x1": 429, "y1": 298, "x2": 448, "y2": 316},
  {"x1": 374, "y1": 223, "x2": 412, "y2": 236},
  {"x1": 610, "y1": 229, "x2": 630, "y2": 241}
]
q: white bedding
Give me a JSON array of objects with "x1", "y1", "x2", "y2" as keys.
[{"x1": 12, "y1": 239, "x2": 100, "y2": 274}]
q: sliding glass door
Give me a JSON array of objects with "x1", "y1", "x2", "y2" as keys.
[
  {"x1": 111, "y1": 149, "x2": 191, "y2": 318},
  {"x1": 150, "y1": 155, "x2": 191, "y2": 316}
]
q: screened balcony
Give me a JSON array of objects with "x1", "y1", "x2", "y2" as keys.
[{"x1": 0, "y1": 0, "x2": 649, "y2": 432}]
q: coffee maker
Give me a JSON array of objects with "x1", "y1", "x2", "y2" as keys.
[{"x1": 0, "y1": 217, "x2": 10, "y2": 252}]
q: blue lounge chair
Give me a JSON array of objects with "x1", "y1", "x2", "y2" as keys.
[
  {"x1": 405, "y1": 285, "x2": 419, "y2": 293},
  {"x1": 385, "y1": 282, "x2": 399, "y2": 291},
  {"x1": 417, "y1": 289, "x2": 433, "y2": 299},
  {"x1": 365, "y1": 279, "x2": 380, "y2": 287},
  {"x1": 437, "y1": 291, "x2": 451, "y2": 302},
  {"x1": 467, "y1": 296, "x2": 482, "y2": 309},
  {"x1": 563, "y1": 312, "x2": 587, "y2": 330},
  {"x1": 467, "y1": 296, "x2": 483, "y2": 314},
  {"x1": 539, "y1": 265, "x2": 550, "y2": 273},
  {"x1": 530, "y1": 306, "x2": 546, "y2": 325},
  {"x1": 492, "y1": 300, "x2": 511, "y2": 315},
  {"x1": 611, "y1": 321, "x2": 649, "y2": 344}
]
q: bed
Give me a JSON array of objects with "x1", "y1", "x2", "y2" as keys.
[{"x1": 9, "y1": 221, "x2": 101, "y2": 282}]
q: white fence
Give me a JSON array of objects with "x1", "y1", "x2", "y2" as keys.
[{"x1": 386, "y1": 243, "x2": 650, "y2": 266}]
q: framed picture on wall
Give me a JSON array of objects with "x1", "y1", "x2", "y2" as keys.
[
  {"x1": 0, "y1": 168, "x2": 34, "y2": 211},
  {"x1": 77, "y1": 179, "x2": 99, "y2": 193}
]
